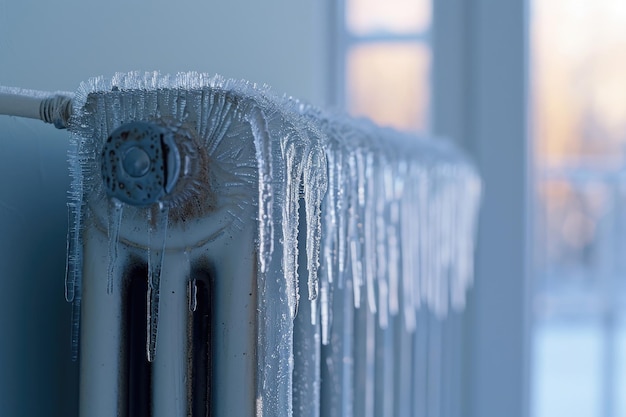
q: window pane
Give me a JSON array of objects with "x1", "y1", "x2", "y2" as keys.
[
  {"x1": 532, "y1": 0, "x2": 626, "y2": 416},
  {"x1": 533, "y1": 321, "x2": 603, "y2": 417},
  {"x1": 533, "y1": 0, "x2": 626, "y2": 168},
  {"x1": 346, "y1": 42, "x2": 430, "y2": 133},
  {"x1": 346, "y1": 0, "x2": 431, "y2": 36}
]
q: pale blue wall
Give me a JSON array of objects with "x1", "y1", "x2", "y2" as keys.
[{"x1": 0, "y1": 1, "x2": 329, "y2": 415}]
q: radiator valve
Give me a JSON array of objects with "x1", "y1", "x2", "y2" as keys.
[{"x1": 101, "y1": 121, "x2": 181, "y2": 206}]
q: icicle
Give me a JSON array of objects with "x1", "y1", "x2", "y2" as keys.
[
  {"x1": 70, "y1": 297, "x2": 81, "y2": 362},
  {"x1": 386, "y1": 219, "x2": 401, "y2": 317},
  {"x1": 347, "y1": 152, "x2": 363, "y2": 308},
  {"x1": 375, "y1": 167, "x2": 389, "y2": 328},
  {"x1": 418, "y1": 165, "x2": 430, "y2": 315},
  {"x1": 453, "y1": 169, "x2": 470, "y2": 311},
  {"x1": 281, "y1": 138, "x2": 304, "y2": 317},
  {"x1": 185, "y1": 252, "x2": 196, "y2": 312},
  {"x1": 146, "y1": 204, "x2": 169, "y2": 362},
  {"x1": 437, "y1": 167, "x2": 454, "y2": 318},
  {"x1": 438, "y1": 167, "x2": 451, "y2": 318},
  {"x1": 304, "y1": 145, "x2": 327, "y2": 303},
  {"x1": 320, "y1": 149, "x2": 336, "y2": 343},
  {"x1": 311, "y1": 295, "x2": 319, "y2": 326},
  {"x1": 106, "y1": 199, "x2": 123, "y2": 295},
  {"x1": 64, "y1": 258, "x2": 75, "y2": 301},
  {"x1": 65, "y1": 207, "x2": 78, "y2": 303},
  {"x1": 336, "y1": 149, "x2": 349, "y2": 289},
  {"x1": 452, "y1": 170, "x2": 481, "y2": 310},
  {"x1": 64, "y1": 196, "x2": 84, "y2": 361},
  {"x1": 188, "y1": 279, "x2": 198, "y2": 313},
  {"x1": 247, "y1": 108, "x2": 274, "y2": 275},
  {"x1": 320, "y1": 273, "x2": 331, "y2": 345},
  {"x1": 387, "y1": 162, "x2": 404, "y2": 317},
  {"x1": 350, "y1": 239, "x2": 363, "y2": 309},
  {"x1": 363, "y1": 152, "x2": 377, "y2": 314},
  {"x1": 324, "y1": 148, "x2": 338, "y2": 286},
  {"x1": 400, "y1": 181, "x2": 417, "y2": 332},
  {"x1": 65, "y1": 203, "x2": 84, "y2": 361}
]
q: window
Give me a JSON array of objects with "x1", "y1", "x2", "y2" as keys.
[
  {"x1": 531, "y1": 1, "x2": 626, "y2": 416},
  {"x1": 340, "y1": 0, "x2": 432, "y2": 133}
]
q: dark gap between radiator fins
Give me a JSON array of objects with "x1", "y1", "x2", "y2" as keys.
[
  {"x1": 122, "y1": 260, "x2": 152, "y2": 417},
  {"x1": 188, "y1": 264, "x2": 213, "y2": 417}
]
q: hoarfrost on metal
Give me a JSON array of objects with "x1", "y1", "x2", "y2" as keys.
[{"x1": 66, "y1": 71, "x2": 481, "y2": 416}]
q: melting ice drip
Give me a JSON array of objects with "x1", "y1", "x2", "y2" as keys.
[{"x1": 66, "y1": 72, "x2": 481, "y2": 416}]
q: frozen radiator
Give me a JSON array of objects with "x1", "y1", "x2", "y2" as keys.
[{"x1": 0, "y1": 72, "x2": 481, "y2": 417}]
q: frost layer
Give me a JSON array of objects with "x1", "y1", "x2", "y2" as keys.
[{"x1": 67, "y1": 72, "x2": 481, "y2": 417}]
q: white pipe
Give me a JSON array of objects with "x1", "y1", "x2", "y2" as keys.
[
  {"x1": 0, "y1": 91, "x2": 42, "y2": 120},
  {"x1": 0, "y1": 87, "x2": 73, "y2": 128}
]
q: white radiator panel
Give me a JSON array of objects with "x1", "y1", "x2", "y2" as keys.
[{"x1": 80, "y1": 227, "x2": 123, "y2": 417}]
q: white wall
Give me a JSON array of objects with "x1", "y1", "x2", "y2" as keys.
[{"x1": 0, "y1": 1, "x2": 329, "y2": 415}]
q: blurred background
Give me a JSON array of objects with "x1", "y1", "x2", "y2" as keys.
[{"x1": 1, "y1": 0, "x2": 624, "y2": 416}]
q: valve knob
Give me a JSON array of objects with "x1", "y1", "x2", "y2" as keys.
[{"x1": 101, "y1": 121, "x2": 181, "y2": 206}]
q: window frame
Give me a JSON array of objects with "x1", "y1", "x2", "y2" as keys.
[{"x1": 431, "y1": 2, "x2": 531, "y2": 417}]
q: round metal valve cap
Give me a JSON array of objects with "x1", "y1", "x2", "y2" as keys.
[
  {"x1": 101, "y1": 121, "x2": 181, "y2": 206},
  {"x1": 122, "y1": 147, "x2": 151, "y2": 178}
]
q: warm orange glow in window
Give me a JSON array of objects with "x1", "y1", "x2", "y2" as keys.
[
  {"x1": 346, "y1": 0, "x2": 431, "y2": 35},
  {"x1": 346, "y1": 42, "x2": 430, "y2": 132},
  {"x1": 533, "y1": 0, "x2": 626, "y2": 167}
]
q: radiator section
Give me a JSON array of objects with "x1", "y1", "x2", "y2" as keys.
[{"x1": 63, "y1": 72, "x2": 481, "y2": 417}]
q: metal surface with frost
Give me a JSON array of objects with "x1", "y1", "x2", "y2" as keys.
[{"x1": 66, "y1": 72, "x2": 481, "y2": 417}]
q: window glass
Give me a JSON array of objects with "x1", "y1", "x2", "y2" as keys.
[
  {"x1": 346, "y1": 42, "x2": 430, "y2": 132},
  {"x1": 532, "y1": 1, "x2": 626, "y2": 416},
  {"x1": 346, "y1": 0, "x2": 431, "y2": 36}
]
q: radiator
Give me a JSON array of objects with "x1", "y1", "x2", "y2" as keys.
[{"x1": 1, "y1": 72, "x2": 481, "y2": 417}]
